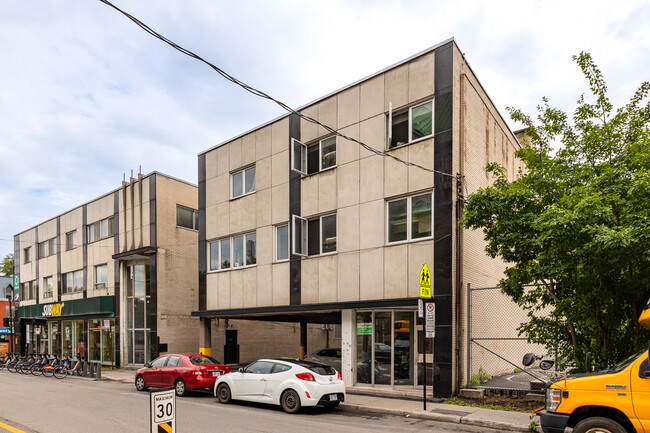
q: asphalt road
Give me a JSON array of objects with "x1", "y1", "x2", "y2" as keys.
[{"x1": 0, "y1": 370, "x2": 502, "y2": 433}]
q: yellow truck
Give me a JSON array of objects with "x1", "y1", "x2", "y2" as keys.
[{"x1": 540, "y1": 300, "x2": 650, "y2": 433}]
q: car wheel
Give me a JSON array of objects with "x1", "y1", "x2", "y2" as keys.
[
  {"x1": 216, "y1": 383, "x2": 231, "y2": 404},
  {"x1": 135, "y1": 375, "x2": 148, "y2": 392},
  {"x1": 323, "y1": 401, "x2": 340, "y2": 410},
  {"x1": 573, "y1": 417, "x2": 626, "y2": 433},
  {"x1": 281, "y1": 389, "x2": 301, "y2": 414},
  {"x1": 175, "y1": 378, "x2": 189, "y2": 397}
]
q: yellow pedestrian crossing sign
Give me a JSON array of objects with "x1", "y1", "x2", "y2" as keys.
[{"x1": 419, "y1": 263, "x2": 432, "y2": 298}]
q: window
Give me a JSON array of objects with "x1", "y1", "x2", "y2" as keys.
[
  {"x1": 24, "y1": 246, "x2": 32, "y2": 264},
  {"x1": 94, "y1": 264, "x2": 108, "y2": 289},
  {"x1": 292, "y1": 213, "x2": 337, "y2": 257},
  {"x1": 176, "y1": 205, "x2": 199, "y2": 230},
  {"x1": 386, "y1": 192, "x2": 432, "y2": 243},
  {"x1": 38, "y1": 237, "x2": 58, "y2": 258},
  {"x1": 87, "y1": 216, "x2": 114, "y2": 243},
  {"x1": 231, "y1": 166, "x2": 256, "y2": 199},
  {"x1": 21, "y1": 280, "x2": 37, "y2": 301},
  {"x1": 208, "y1": 231, "x2": 256, "y2": 271},
  {"x1": 275, "y1": 224, "x2": 289, "y2": 262},
  {"x1": 388, "y1": 100, "x2": 433, "y2": 149},
  {"x1": 66, "y1": 230, "x2": 77, "y2": 251},
  {"x1": 291, "y1": 136, "x2": 337, "y2": 175},
  {"x1": 44, "y1": 276, "x2": 53, "y2": 298},
  {"x1": 63, "y1": 270, "x2": 84, "y2": 294}
]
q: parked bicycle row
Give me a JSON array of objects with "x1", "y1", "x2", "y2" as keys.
[{"x1": 0, "y1": 353, "x2": 84, "y2": 378}]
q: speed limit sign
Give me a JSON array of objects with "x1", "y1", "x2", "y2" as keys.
[{"x1": 150, "y1": 389, "x2": 175, "y2": 433}]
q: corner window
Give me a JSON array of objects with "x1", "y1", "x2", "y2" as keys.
[
  {"x1": 388, "y1": 100, "x2": 433, "y2": 149},
  {"x1": 387, "y1": 193, "x2": 432, "y2": 243},
  {"x1": 209, "y1": 231, "x2": 256, "y2": 271},
  {"x1": 292, "y1": 213, "x2": 337, "y2": 257},
  {"x1": 291, "y1": 136, "x2": 337, "y2": 176},
  {"x1": 94, "y1": 264, "x2": 108, "y2": 290},
  {"x1": 231, "y1": 166, "x2": 256, "y2": 199},
  {"x1": 176, "y1": 205, "x2": 199, "y2": 230},
  {"x1": 275, "y1": 224, "x2": 289, "y2": 262},
  {"x1": 43, "y1": 276, "x2": 53, "y2": 298},
  {"x1": 66, "y1": 230, "x2": 77, "y2": 251}
]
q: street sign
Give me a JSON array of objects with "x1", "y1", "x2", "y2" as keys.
[
  {"x1": 150, "y1": 389, "x2": 175, "y2": 433},
  {"x1": 419, "y1": 263, "x2": 431, "y2": 298},
  {"x1": 13, "y1": 275, "x2": 19, "y2": 290},
  {"x1": 425, "y1": 302, "x2": 435, "y2": 338}
]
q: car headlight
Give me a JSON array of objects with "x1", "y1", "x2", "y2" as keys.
[{"x1": 546, "y1": 388, "x2": 562, "y2": 412}]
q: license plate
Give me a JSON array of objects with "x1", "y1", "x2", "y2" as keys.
[
  {"x1": 329, "y1": 394, "x2": 337, "y2": 401},
  {"x1": 212, "y1": 372, "x2": 220, "y2": 377}
]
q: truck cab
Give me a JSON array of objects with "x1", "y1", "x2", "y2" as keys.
[{"x1": 540, "y1": 299, "x2": 650, "y2": 433}]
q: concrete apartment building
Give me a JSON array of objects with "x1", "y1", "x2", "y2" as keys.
[
  {"x1": 193, "y1": 38, "x2": 523, "y2": 397},
  {"x1": 13, "y1": 172, "x2": 200, "y2": 367}
]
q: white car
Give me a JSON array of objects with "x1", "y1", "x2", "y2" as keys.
[{"x1": 214, "y1": 358, "x2": 345, "y2": 413}]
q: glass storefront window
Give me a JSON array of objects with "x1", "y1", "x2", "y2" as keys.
[
  {"x1": 374, "y1": 312, "x2": 391, "y2": 385},
  {"x1": 50, "y1": 322, "x2": 61, "y2": 356},
  {"x1": 356, "y1": 312, "x2": 372, "y2": 384},
  {"x1": 76, "y1": 320, "x2": 85, "y2": 358},
  {"x1": 89, "y1": 320, "x2": 101, "y2": 362},
  {"x1": 102, "y1": 320, "x2": 114, "y2": 364},
  {"x1": 38, "y1": 325, "x2": 48, "y2": 355},
  {"x1": 62, "y1": 321, "x2": 73, "y2": 357},
  {"x1": 127, "y1": 264, "x2": 150, "y2": 365},
  {"x1": 394, "y1": 312, "x2": 413, "y2": 385}
]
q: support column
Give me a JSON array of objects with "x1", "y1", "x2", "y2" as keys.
[
  {"x1": 341, "y1": 310, "x2": 354, "y2": 386},
  {"x1": 299, "y1": 322, "x2": 307, "y2": 360},
  {"x1": 199, "y1": 317, "x2": 212, "y2": 356}
]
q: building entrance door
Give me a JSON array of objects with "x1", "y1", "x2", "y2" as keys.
[{"x1": 224, "y1": 329, "x2": 238, "y2": 364}]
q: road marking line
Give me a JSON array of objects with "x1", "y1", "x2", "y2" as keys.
[{"x1": 0, "y1": 421, "x2": 26, "y2": 433}]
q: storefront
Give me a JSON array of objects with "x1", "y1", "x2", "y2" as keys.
[{"x1": 17, "y1": 296, "x2": 116, "y2": 365}]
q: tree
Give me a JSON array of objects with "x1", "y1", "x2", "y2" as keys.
[
  {"x1": 462, "y1": 53, "x2": 650, "y2": 369},
  {"x1": 0, "y1": 253, "x2": 13, "y2": 277}
]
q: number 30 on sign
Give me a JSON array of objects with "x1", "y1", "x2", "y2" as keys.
[{"x1": 150, "y1": 389, "x2": 175, "y2": 433}]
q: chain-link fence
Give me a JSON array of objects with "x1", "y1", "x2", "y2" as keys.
[{"x1": 467, "y1": 284, "x2": 552, "y2": 395}]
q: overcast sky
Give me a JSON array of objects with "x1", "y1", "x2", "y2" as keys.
[{"x1": 1, "y1": 0, "x2": 648, "y2": 260}]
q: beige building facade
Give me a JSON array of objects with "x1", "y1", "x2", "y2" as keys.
[
  {"x1": 194, "y1": 38, "x2": 523, "y2": 397},
  {"x1": 14, "y1": 172, "x2": 200, "y2": 367}
]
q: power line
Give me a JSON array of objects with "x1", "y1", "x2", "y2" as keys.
[{"x1": 98, "y1": 0, "x2": 456, "y2": 179}]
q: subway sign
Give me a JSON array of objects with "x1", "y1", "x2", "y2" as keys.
[
  {"x1": 17, "y1": 296, "x2": 115, "y2": 319},
  {"x1": 42, "y1": 303, "x2": 65, "y2": 317}
]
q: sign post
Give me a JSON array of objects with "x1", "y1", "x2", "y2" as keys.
[
  {"x1": 150, "y1": 389, "x2": 175, "y2": 433},
  {"x1": 418, "y1": 263, "x2": 432, "y2": 410}
]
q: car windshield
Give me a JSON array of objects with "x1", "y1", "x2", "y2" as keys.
[
  {"x1": 609, "y1": 347, "x2": 647, "y2": 372},
  {"x1": 189, "y1": 355, "x2": 221, "y2": 365}
]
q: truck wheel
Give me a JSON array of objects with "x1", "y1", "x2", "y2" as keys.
[{"x1": 573, "y1": 417, "x2": 626, "y2": 433}]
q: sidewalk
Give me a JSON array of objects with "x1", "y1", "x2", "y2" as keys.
[{"x1": 102, "y1": 369, "x2": 540, "y2": 432}]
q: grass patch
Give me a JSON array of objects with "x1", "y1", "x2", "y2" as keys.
[{"x1": 444, "y1": 395, "x2": 539, "y2": 413}]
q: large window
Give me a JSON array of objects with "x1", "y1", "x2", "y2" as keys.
[
  {"x1": 292, "y1": 213, "x2": 337, "y2": 256},
  {"x1": 66, "y1": 230, "x2": 77, "y2": 251},
  {"x1": 126, "y1": 264, "x2": 150, "y2": 364},
  {"x1": 275, "y1": 224, "x2": 289, "y2": 262},
  {"x1": 43, "y1": 276, "x2": 53, "y2": 299},
  {"x1": 38, "y1": 237, "x2": 58, "y2": 258},
  {"x1": 63, "y1": 270, "x2": 84, "y2": 294},
  {"x1": 176, "y1": 205, "x2": 199, "y2": 230},
  {"x1": 87, "y1": 216, "x2": 114, "y2": 243},
  {"x1": 21, "y1": 280, "x2": 37, "y2": 301},
  {"x1": 388, "y1": 100, "x2": 433, "y2": 149},
  {"x1": 24, "y1": 246, "x2": 32, "y2": 264},
  {"x1": 231, "y1": 166, "x2": 256, "y2": 199},
  {"x1": 291, "y1": 136, "x2": 337, "y2": 175},
  {"x1": 94, "y1": 264, "x2": 108, "y2": 290},
  {"x1": 387, "y1": 193, "x2": 432, "y2": 243},
  {"x1": 209, "y1": 232, "x2": 256, "y2": 271}
]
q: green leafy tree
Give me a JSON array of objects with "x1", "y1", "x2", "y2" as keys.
[
  {"x1": 1, "y1": 253, "x2": 13, "y2": 277},
  {"x1": 462, "y1": 53, "x2": 650, "y2": 369}
]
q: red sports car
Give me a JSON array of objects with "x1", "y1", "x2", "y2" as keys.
[{"x1": 135, "y1": 353, "x2": 231, "y2": 396}]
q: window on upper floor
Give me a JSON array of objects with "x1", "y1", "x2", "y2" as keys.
[
  {"x1": 386, "y1": 192, "x2": 433, "y2": 244},
  {"x1": 231, "y1": 166, "x2": 256, "y2": 199},
  {"x1": 21, "y1": 280, "x2": 37, "y2": 301},
  {"x1": 176, "y1": 205, "x2": 199, "y2": 230},
  {"x1": 275, "y1": 224, "x2": 289, "y2": 262},
  {"x1": 38, "y1": 237, "x2": 58, "y2": 259},
  {"x1": 63, "y1": 270, "x2": 84, "y2": 294},
  {"x1": 291, "y1": 136, "x2": 337, "y2": 176},
  {"x1": 208, "y1": 231, "x2": 256, "y2": 271},
  {"x1": 87, "y1": 217, "x2": 114, "y2": 243},
  {"x1": 43, "y1": 276, "x2": 53, "y2": 298},
  {"x1": 94, "y1": 264, "x2": 107, "y2": 290},
  {"x1": 24, "y1": 246, "x2": 32, "y2": 264},
  {"x1": 388, "y1": 100, "x2": 433, "y2": 149},
  {"x1": 292, "y1": 213, "x2": 337, "y2": 257},
  {"x1": 66, "y1": 230, "x2": 77, "y2": 251}
]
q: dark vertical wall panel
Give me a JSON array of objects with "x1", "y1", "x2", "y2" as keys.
[
  {"x1": 113, "y1": 190, "x2": 121, "y2": 368},
  {"x1": 433, "y1": 41, "x2": 454, "y2": 398},
  {"x1": 56, "y1": 217, "x2": 61, "y2": 300},
  {"x1": 289, "y1": 114, "x2": 302, "y2": 305},
  {"x1": 149, "y1": 176, "x2": 158, "y2": 360},
  {"x1": 82, "y1": 206, "x2": 87, "y2": 299},
  {"x1": 198, "y1": 154, "x2": 207, "y2": 312}
]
